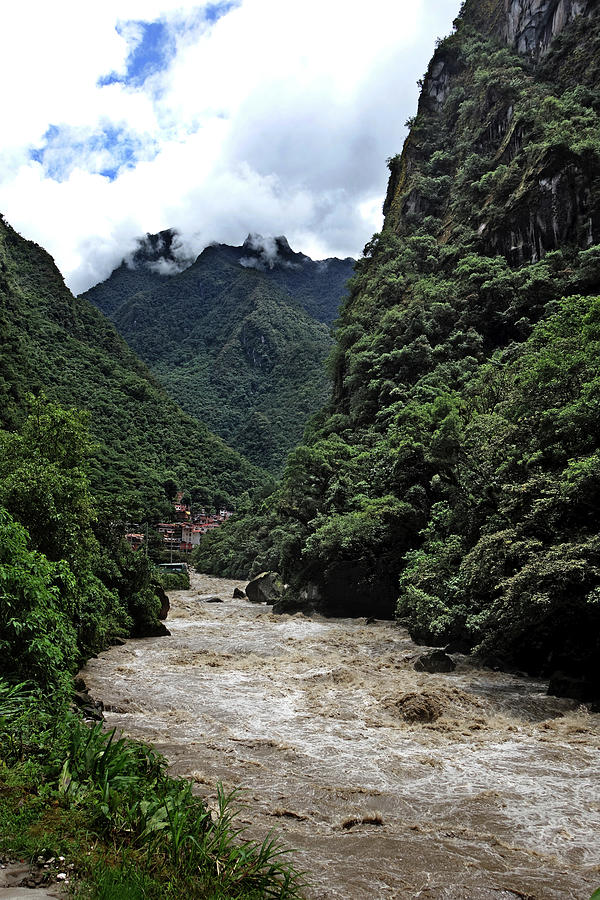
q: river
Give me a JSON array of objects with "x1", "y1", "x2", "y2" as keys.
[{"x1": 82, "y1": 572, "x2": 600, "y2": 899}]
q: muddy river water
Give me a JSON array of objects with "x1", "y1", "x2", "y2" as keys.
[{"x1": 83, "y1": 573, "x2": 600, "y2": 899}]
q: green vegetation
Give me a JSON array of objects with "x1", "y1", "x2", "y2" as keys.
[
  {"x1": 0, "y1": 682, "x2": 302, "y2": 898},
  {"x1": 0, "y1": 215, "x2": 269, "y2": 519},
  {"x1": 0, "y1": 399, "x2": 300, "y2": 896},
  {"x1": 0, "y1": 396, "x2": 168, "y2": 695},
  {"x1": 157, "y1": 568, "x2": 191, "y2": 591},
  {"x1": 196, "y1": 6, "x2": 600, "y2": 691},
  {"x1": 83, "y1": 238, "x2": 353, "y2": 472}
]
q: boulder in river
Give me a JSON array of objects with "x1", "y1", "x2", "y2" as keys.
[
  {"x1": 272, "y1": 581, "x2": 321, "y2": 615},
  {"x1": 203, "y1": 595, "x2": 223, "y2": 603},
  {"x1": 233, "y1": 587, "x2": 246, "y2": 599},
  {"x1": 414, "y1": 650, "x2": 456, "y2": 674},
  {"x1": 245, "y1": 571, "x2": 284, "y2": 604}
]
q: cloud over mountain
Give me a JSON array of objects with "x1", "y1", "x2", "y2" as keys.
[{"x1": 0, "y1": 0, "x2": 460, "y2": 293}]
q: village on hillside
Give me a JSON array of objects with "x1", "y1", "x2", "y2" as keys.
[{"x1": 125, "y1": 492, "x2": 233, "y2": 556}]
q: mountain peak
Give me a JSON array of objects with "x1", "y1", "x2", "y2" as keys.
[
  {"x1": 128, "y1": 229, "x2": 194, "y2": 276},
  {"x1": 240, "y1": 233, "x2": 305, "y2": 271}
]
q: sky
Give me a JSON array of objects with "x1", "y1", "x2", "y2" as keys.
[{"x1": 0, "y1": 0, "x2": 461, "y2": 294}]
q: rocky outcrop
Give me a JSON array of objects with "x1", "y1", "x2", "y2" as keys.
[
  {"x1": 245, "y1": 571, "x2": 284, "y2": 604},
  {"x1": 72, "y1": 677, "x2": 104, "y2": 721},
  {"x1": 486, "y1": 156, "x2": 598, "y2": 263},
  {"x1": 462, "y1": 0, "x2": 594, "y2": 57},
  {"x1": 501, "y1": 0, "x2": 595, "y2": 56},
  {"x1": 154, "y1": 582, "x2": 170, "y2": 620}
]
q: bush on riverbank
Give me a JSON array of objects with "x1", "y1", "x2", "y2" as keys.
[
  {"x1": 0, "y1": 397, "x2": 169, "y2": 695},
  {"x1": 0, "y1": 679, "x2": 303, "y2": 899},
  {"x1": 157, "y1": 567, "x2": 191, "y2": 591}
]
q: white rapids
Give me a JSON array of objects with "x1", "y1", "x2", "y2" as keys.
[{"x1": 82, "y1": 572, "x2": 600, "y2": 899}]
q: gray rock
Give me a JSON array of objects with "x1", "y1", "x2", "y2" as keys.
[
  {"x1": 245, "y1": 571, "x2": 283, "y2": 604},
  {"x1": 414, "y1": 650, "x2": 456, "y2": 674},
  {"x1": 233, "y1": 587, "x2": 246, "y2": 599},
  {"x1": 502, "y1": 0, "x2": 594, "y2": 58}
]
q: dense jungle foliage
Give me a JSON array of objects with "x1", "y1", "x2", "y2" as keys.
[
  {"x1": 0, "y1": 215, "x2": 269, "y2": 520},
  {"x1": 83, "y1": 237, "x2": 353, "y2": 471},
  {"x1": 0, "y1": 396, "x2": 172, "y2": 697},
  {"x1": 0, "y1": 276, "x2": 300, "y2": 899},
  {"x1": 196, "y1": 2, "x2": 600, "y2": 691}
]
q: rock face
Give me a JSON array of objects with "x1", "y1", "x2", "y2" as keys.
[
  {"x1": 385, "y1": 0, "x2": 600, "y2": 260},
  {"x1": 461, "y1": 0, "x2": 595, "y2": 56},
  {"x1": 501, "y1": 0, "x2": 595, "y2": 56},
  {"x1": 245, "y1": 571, "x2": 284, "y2": 604},
  {"x1": 154, "y1": 583, "x2": 170, "y2": 620}
]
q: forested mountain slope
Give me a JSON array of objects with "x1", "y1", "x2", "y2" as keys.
[
  {"x1": 0, "y1": 215, "x2": 267, "y2": 519},
  {"x1": 197, "y1": 0, "x2": 600, "y2": 694},
  {"x1": 83, "y1": 235, "x2": 353, "y2": 471}
]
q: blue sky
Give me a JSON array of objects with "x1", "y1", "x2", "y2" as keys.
[
  {"x1": 0, "y1": 0, "x2": 461, "y2": 293},
  {"x1": 99, "y1": 21, "x2": 176, "y2": 88}
]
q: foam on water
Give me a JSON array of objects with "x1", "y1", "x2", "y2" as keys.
[{"x1": 83, "y1": 573, "x2": 600, "y2": 899}]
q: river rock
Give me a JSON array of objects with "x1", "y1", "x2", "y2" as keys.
[
  {"x1": 245, "y1": 571, "x2": 284, "y2": 604},
  {"x1": 547, "y1": 671, "x2": 598, "y2": 702},
  {"x1": 272, "y1": 581, "x2": 321, "y2": 615},
  {"x1": 233, "y1": 587, "x2": 246, "y2": 599},
  {"x1": 72, "y1": 691, "x2": 104, "y2": 722},
  {"x1": 203, "y1": 595, "x2": 223, "y2": 603},
  {"x1": 414, "y1": 650, "x2": 456, "y2": 674},
  {"x1": 444, "y1": 637, "x2": 472, "y2": 654},
  {"x1": 134, "y1": 621, "x2": 171, "y2": 638}
]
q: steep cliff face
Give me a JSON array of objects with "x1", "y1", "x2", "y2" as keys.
[
  {"x1": 460, "y1": 0, "x2": 595, "y2": 54},
  {"x1": 384, "y1": 0, "x2": 600, "y2": 267},
  {"x1": 200, "y1": 0, "x2": 600, "y2": 694},
  {"x1": 501, "y1": 0, "x2": 594, "y2": 55}
]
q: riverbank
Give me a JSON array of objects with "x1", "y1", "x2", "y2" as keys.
[
  {"x1": 82, "y1": 571, "x2": 600, "y2": 899},
  {"x1": 0, "y1": 649, "x2": 302, "y2": 899}
]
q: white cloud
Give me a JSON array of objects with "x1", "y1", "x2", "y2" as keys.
[{"x1": 0, "y1": 0, "x2": 461, "y2": 293}]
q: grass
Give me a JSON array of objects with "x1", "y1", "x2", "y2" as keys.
[{"x1": 0, "y1": 679, "x2": 304, "y2": 899}]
